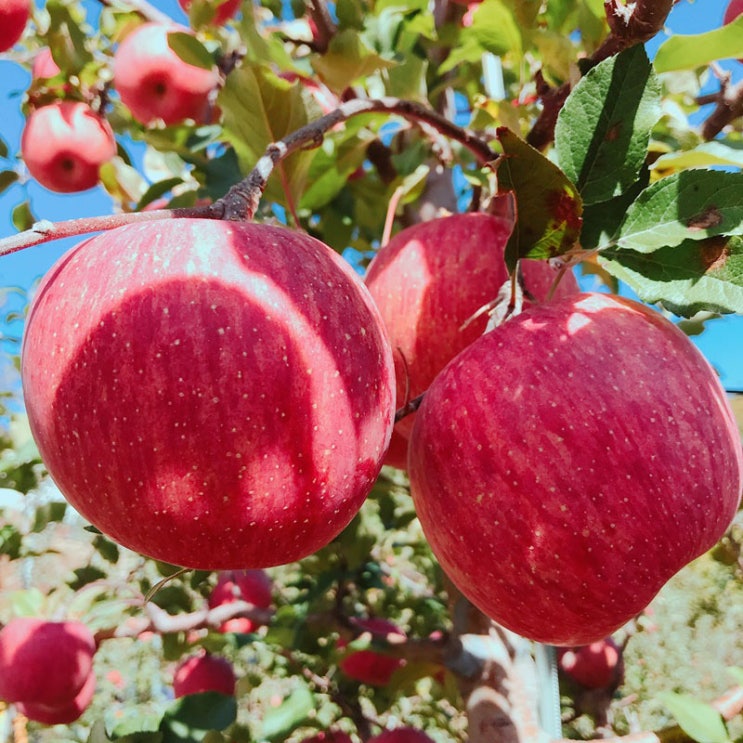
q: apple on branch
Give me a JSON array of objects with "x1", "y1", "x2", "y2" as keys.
[
  {"x1": 338, "y1": 617, "x2": 406, "y2": 687},
  {"x1": 558, "y1": 637, "x2": 624, "y2": 690},
  {"x1": 21, "y1": 219, "x2": 396, "y2": 570},
  {"x1": 368, "y1": 728, "x2": 437, "y2": 743},
  {"x1": 0, "y1": 0, "x2": 29, "y2": 53},
  {"x1": 20, "y1": 101, "x2": 116, "y2": 193},
  {"x1": 173, "y1": 651, "x2": 236, "y2": 697},
  {"x1": 408, "y1": 292, "x2": 743, "y2": 646},
  {"x1": 113, "y1": 23, "x2": 219, "y2": 126},
  {"x1": 208, "y1": 568, "x2": 273, "y2": 633}
]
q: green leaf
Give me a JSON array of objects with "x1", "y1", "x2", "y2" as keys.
[
  {"x1": 651, "y1": 142, "x2": 743, "y2": 174},
  {"x1": 218, "y1": 63, "x2": 314, "y2": 210},
  {"x1": 0, "y1": 170, "x2": 18, "y2": 195},
  {"x1": 659, "y1": 692, "x2": 730, "y2": 743},
  {"x1": 136, "y1": 178, "x2": 185, "y2": 210},
  {"x1": 617, "y1": 170, "x2": 743, "y2": 253},
  {"x1": 0, "y1": 136, "x2": 8, "y2": 159},
  {"x1": 312, "y1": 29, "x2": 396, "y2": 93},
  {"x1": 31, "y1": 501, "x2": 67, "y2": 532},
  {"x1": 87, "y1": 718, "x2": 164, "y2": 743},
  {"x1": 0, "y1": 523, "x2": 22, "y2": 560},
  {"x1": 94, "y1": 534, "x2": 120, "y2": 563},
  {"x1": 555, "y1": 45, "x2": 661, "y2": 205},
  {"x1": 160, "y1": 693, "x2": 237, "y2": 742},
  {"x1": 496, "y1": 127, "x2": 583, "y2": 270},
  {"x1": 69, "y1": 566, "x2": 108, "y2": 591},
  {"x1": 45, "y1": 0, "x2": 94, "y2": 71},
  {"x1": 8, "y1": 588, "x2": 44, "y2": 617},
  {"x1": 167, "y1": 31, "x2": 215, "y2": 71},
  {"x1": 654, "y1": 15, "x2": 743, "y2": 73},
  {"x1": 259, "y1": 683, "x2": 315, "y2": 741},
  {"x1": 12, "y1": 201, "x2": 35, "y2": 232},
  {"x1": 599, "y1": 234, "x2": 743, "y2": 317}
]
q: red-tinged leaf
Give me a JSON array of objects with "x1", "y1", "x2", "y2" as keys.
[{"x1": 495, "y1": 127, "x2": 583, "y2": 272}]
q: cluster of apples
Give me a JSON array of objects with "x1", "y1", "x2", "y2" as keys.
[{"x1": 0, "y1": 617, "x2": 97, "y2": 724}]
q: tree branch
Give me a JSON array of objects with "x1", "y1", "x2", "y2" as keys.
[
  {"x1": 700, "y1": 79, "x2": 743, "y2": 140},
  {"x1": 527, "y1": 0, "x2": 675, "y2": 150}
]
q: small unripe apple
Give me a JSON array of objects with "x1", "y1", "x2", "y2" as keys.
[
  {"x1": 178, "y1": 0, "x2": 241, "y2": 25},
  {"x1": 20, "y1": 101, "x2": 116, "y2": 193},
  {"x1": 0, "y1": 0, "x2": 29, "y2": 52},
  {"x1": 16, "y1": 669, "x2": 95, "y2": 725},
  {"x1": 368, "y1": 729, "x2": 436, "y2": 743},
  {"x1": 558, "y1": 637, "x2": 623, "y2": 689},
  {"x1": 208, "y1": 569, "x2": 272, "y2": 633},
  {"x1": 173, "y1": 652, "x2": 236, "y2": 697},
  {"x1": 409, "y1": 293, "x2": 743, "y2": 646},
  {"x1": 0, "y1": 617, "x2": 96, "y2": 708},
  {"x1": 338, "y1": 617, "x2": 405, "y2": 686},
  {"x1": 31, "y1": 47, "x2": 61, "y2": 79},
  {"x1": 364, "y1": 211, "x2": 579, "y2": 462},
  {"x1": 21, "y1": 219, "x2": 395, "y2": 570},
  {"x1": 113, "y1": 23, "x2": 219, "y2": 126}
]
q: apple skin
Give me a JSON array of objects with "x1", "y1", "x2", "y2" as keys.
[
  {"x1": 338, "y1": 617, "x2": 405, "y2": 686},
  {"x1": 724, "y1": 0, "x2": 743, "y2": 60},
  {"x1": 408, "y1": 292, "x2": 743, "y2": 646},
  {"x1": 31, "y1": 48, "x2": 61, "y2": 79},
  {"x1": 20, "y1": 101, "x2": 116, "y2": 193},
  {"x1": 21, "y1": 219, "x2": 395, "y2": 570},
  {"x1": 0, "y1": 0, "x2": 29, "y2": 52},
  {"x1": 208, "y1": 569, "x2": 273, "y2": 633},
  {"x1": 173, "y1": 652, "x2": 236, "y2": 697},
  {"x1": 364, "y1": 211, "x2": 579, "y2": 454},
  {"x1": 113, "y1": 23, "x2": 219, "y2": 126},
  {"x1": 178, "y1": 0, "x2": 241, "y2": 25},
  {"x1": 558, "y1": 637, "x2": 623, "y2": 690},
  {"x1": 368, "y1": 729, "x2": 436, "y2": 743},
  {"x1": 0, "y1": 618, "x2": 96, "y2": 707},
  {"x1": 16, "y1": 669, "x2": 96, "y2": 725}
]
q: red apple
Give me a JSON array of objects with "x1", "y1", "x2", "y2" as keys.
[
  {"x1": 382, "y1": 429, "x2": 409, "y2": 471},
  {"x1": 368, "y1": 729, "x2": 436, "y2": 743},
  {"x1": 173, "y1": 652, "x2": 236, "y2": 697},
  {"x1": 338, "y1": 617, "x2": 405, "y2": 686},
  {"x1": 0, "y1": 617, "x2": 96, "y2": 707},
  {"x1": 408, "y1": 293, "x2": 743, "y2": 646},
  {"x1": 724, "y1": 0, "x2": 743, "y2": 60},
  {"x1": 364, "y1": 211, "x2": 579, "y2": 459},
  {"x1": 299, "y1": 732, "x2": 353, "y2": 743},
  {"x1": 558, "y1": 637, "x2": 623, "y2": 689},
  {"x1": 208, "y1": 569, "x2": 272, "y2": 633},
  {"x1": 20, "y1": 101, "x2": 116, "y2": 193},
  {"x1": 16, "y1": 669, "x2": 96, "y2": 725},
  {"x1": 31, "y1": 47, "x2": 61, "y2": 79},
  {"x1": 178, "y1": 0, "x2": 241, "y2": 25},
  {"x1": 0, "y1": 0, "x2": 29, "y2": 52},
  {"x1": 113, "y1": 23, "x2": 219, "y2": 126},
  {"x1": 21, "y1": 219, "x2": 395, "y2": 570}
]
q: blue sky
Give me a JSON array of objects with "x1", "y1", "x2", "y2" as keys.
[{"x1": 0, "y1": 0, "x2": 741, "y2": 399}]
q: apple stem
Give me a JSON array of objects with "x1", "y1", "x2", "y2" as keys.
[{"x1": 394, "y1": 392, "x2": 425, "y2": 424}]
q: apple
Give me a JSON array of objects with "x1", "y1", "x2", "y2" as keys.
[
  {"x1": 408, "y1": 292, "x2": 743, "y2": 646},
  {"x1": 364, "y1": 211, "x2": 579, "y2": 457},
  {"x1": 0, "y1": 0, "x2": 29, "y2": 52},
  {"x1": 724, "y1": 0, "x2": 743, "y2": 60},
  {"x1": 113, "y1": 23, "x2": 219, "y2": 126},
  {"x1": 178, "y1": 0, "x2": 241, "y2": 25},
  {"x1": 0, "y1": 617, "x2": 96, "y2": 708},
  {"x1": 208, "y1": 569, "x2": 273, "y2": 633},
  {"x1": 173, "y1": 652, "x2": 236, "y2": 697},
  {"x1": 21, "y1": 219, "x2": 395, "y2": 570},
  {"x1": 31, "y1": 47, "x2": 61, "y2": 79},
  {"x1": 299, "y1": 732, "x2": 353, "y2": 743},
  {"x1": 368, "y1": 729, "x2": 436, "y2": 743},
  {"x1": 558, "y1": 637, "x2": 623, "y2": 689},
  {"x1": 338, "y1": 617, "x2": 405, "y2": 686},
  {"x1": 20, "y1": 101, "x2": 116, "y2": 193},
  {"x1": 17, "y1": 669, "x2": 96, "y2": 725}
]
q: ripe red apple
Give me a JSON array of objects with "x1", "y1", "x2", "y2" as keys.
[
  {"x1": 558, "y1": 637, "x2": 623, "y2": 689},
  {"x1": 20, "y1": 101, "x2": 116, "y2": 193},
  {"x1": 31, "y1": 47, "x2": 61, "y2": 79},
  {"x1": 408, "y1": 293, "x2": 743, "y2": 646},
  {"x1": 178, "y1": 0, "x2": 241, "y2": 25},
  {"x1": 113, "y1": 23, "x2": 219, "y2": 126},
  {"x1": 0, "y1": 0, "x2": 29, "y2": 52},
  {"x1": 299, "y1": 731, "x2": 353, "y2": 743},
  {"x1": 21, "y1": 219, "x2": 395, "y2": 570},
  {"x1": 16, "y1": 669, "x2": 96, "y2": 725},
  {"x1": 208, "y1": 569, "x2": 272, "y2": 633},
  {"x1": 724, "y1": 0, "x2": 743, "y2": 60},
  {"x1": 368, "y1": 729, "x2": 436, "y2": 743},
  {"x1": 364, "y1": 211, "x2": 579, "y2": 460},
  {"x1": 173, "y1": 652, "x2": 236, "y2": 697},
  {"x1": 0, "y1": 617, "x2": 96, "y2": 707},
  {"x1": 338, "y1": 617, "x2": 405, "y2": 686}
]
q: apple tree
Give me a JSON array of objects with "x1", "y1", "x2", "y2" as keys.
[{"x1": 0, "y1": 1, "x2": 743, "y2": 742}]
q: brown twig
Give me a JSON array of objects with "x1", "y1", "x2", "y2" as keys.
[
  {"x1": 526, "y1": 0, "x2": 675, "y2": 150},
  {"x1": 700, "y1": 79, "x2": 743, "y2": 140},
  {"x1": 305, "y1": 0, "x2": 337, "y2": 54}
]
